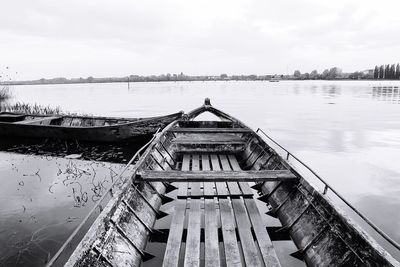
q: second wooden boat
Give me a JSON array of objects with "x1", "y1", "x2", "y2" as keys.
[
  {"x1": 0, "y1": 111, "x2": 183, "y2": 142},
  {"x1": 48, "y1": 99, "x2": 400, "y2": 266}
]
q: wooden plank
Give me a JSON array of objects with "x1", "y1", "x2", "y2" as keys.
[
  {"x1": 190, "y1": 154, "x2": 202, "y2": 196},
  {"x1": 202, "y1": 155, "x2": 214, "y2": 195},
  {"x1": 181, "y1": 154, "x2": 191, "y2": 171},
  {"x1": 219, "y1": 155, "x2": 241, "y2": 195},
  {"x1": 178, "y1": 120, "x2": 237, "y2": 128},
  {"x1": 204, "y1": 198, "x2": 220, "y2": 267},
  {"x1": 244, "y1": 199, "x2": 281, "y2": 267},
  {"x1": 222, "y1": 154, "x2": 262, "y2": 266},
  {"x1": 173, "y1": 139, "x2": 245, "y2": 145},
  {"x1": 138, "y1": 170, "x2": 297, "y2": 182},
  {"x1": 229, "y1": 155, "x2": 281, "y2": 266},
  {"x1": 210, "y1": 154, "x2": 228, "y2": 196},
  {"x1": 228, "y1": 154, "x2": 253, "y2": 195},
  {"x1": 162, "y1": 200, "x2": 186, "y2": 267},
  {"x1": 210, "y1": 154, "x2": 221, "y2": 171},
  {"x1": 178, "y1": 154, "x2": 190, "y2": 196},
  {"x1": 227, "y1": 154, "x2": 241, "y2": 170},
  {"x1": 184, "y1": 200, "x2": 201, "y2": 266},
  {"x1": 231, "y1": 199, "x2": 263, "y2": 266},
  {"x1": 169, "y1": 128, "x2": 252, "y2": 133},
  {"x1": 178, "y1": 193, "x2": 253, "y2": 199},
  {"x1": 203, "y1": 154, "x2": 220, "y2": 266},
  {"x1": 220, "y1": 199, "x2": 241, "y2": 267}
]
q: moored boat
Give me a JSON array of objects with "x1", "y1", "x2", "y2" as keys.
[
  {"x1": 0, "y1": 111, "x2": 183, "y2": 142},
  {"x1": 48, "y1": 99, "x2": 400, "y2": 266}
]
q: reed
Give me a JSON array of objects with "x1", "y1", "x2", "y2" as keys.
[
  {"x1": 0, "y1": 86, "x2": 10, "y2": 101},
  {"x1": 2, "y1": 102, "x2": 64, "y2": 115}
]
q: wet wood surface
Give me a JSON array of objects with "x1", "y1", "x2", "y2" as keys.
[{"x1": 139, "y1": 169, "x2": 297, "y2": 182}]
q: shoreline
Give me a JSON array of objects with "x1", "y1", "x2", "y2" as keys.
[{"x1": 3, "y1": 78, "x2": 400, "y2": 87}]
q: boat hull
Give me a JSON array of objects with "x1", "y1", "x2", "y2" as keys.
[{"x1": 0, "y1": 112, "x2": 182, "y2": 142}]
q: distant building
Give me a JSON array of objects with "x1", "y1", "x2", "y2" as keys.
[{"x1": 362, "y1": 69, "x2": 374, "y2": 76}]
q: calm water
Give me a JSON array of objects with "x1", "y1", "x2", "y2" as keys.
[{"x1": 2, "y1": 80, "x2": 400, "y2": 263}]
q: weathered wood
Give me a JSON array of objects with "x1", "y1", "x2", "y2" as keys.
[
  {"x1": 178, "y1": 193, "x2": 253, "y2": 199},
  {"x1": 14, "y1": 116, "x2": 59, "y2": 125},
  {"x1": 173, "y1": 135, "x2": 245, "y2": 144},
  {"x1": 169, "y1": 128, "x2": 251, "y2": 133},
  {"x1": 219, "y1": 155, "x2": 242, "y2": 195},
  {"x1": 227, "y1": 155, "x2": 241, "y2": 170},
  {"x1": 163, "y1": 153, "x2": 189, "y2": 266},
  {"x1": 202, "y1": 155, "x2": 214, "y2": 195},
  {"x1": 0, "y1": 112, "x2": 183, "y2": 142},
  {"x1": 204, "y1": 198, "x2": 221, "y2": 267},
  {"x1": 231, "y1": 198, "x2": 263, "y2": 266},
  {"x1": 184, "y1": 200, "x2": 201, "y2": 266},
  {"x1": 178, "y1": 154, "x2": 190, "y2": 196},
  {"x1": 244, "y1": 199, "x2": 282, "y2": 266},
  {"x1": 222, "y1": 153, "x2": 263, "y2": 266},
  {"x1": 138, "y1": 170, "x2": 297, "y2": 182},
  {"x1": 190, "y1": 154, "x2": 202, "y2": 196},
  {"x1": 162, "y1": 200, "x2": 186, "y2": 267},
  {"x1": 220, "y1": 199, "x2": 241, "y2": 267},
  {"x1": 178, "y1": 120, "x2": 238, "y2": 128},
  {"x1": 228, "y1": 154, "x2": 281, "y2": 266},
  {"x1": 210, "y1": 154, "x2": 229, "y2": 196},
  {"x1": 203, "y1": 154, "x2": 220, "y2": 267}
]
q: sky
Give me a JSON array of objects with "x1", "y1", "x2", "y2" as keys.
[{"x1": 1, "y1": 0, "x2": 400, "y2": 80}]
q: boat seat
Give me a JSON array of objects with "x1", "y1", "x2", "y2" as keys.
[
  {"x1": 137, "y1": 170, "x2": 296, "y2": 182},
  {"x1": 168, "y1": 127, "x2": 252, "y2": 133},
  {"x1": 14, "y1": 116, "x2": 60, "y2": 125},
  {"x1": 172, "y1": 134, "x2": 245, "y2": 144}
]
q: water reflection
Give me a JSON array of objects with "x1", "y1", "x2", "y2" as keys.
[
  {"x1": 0, "y1": 153, "x2": 131, "y2": 266},
  {"x1": 0, "y1": 136, "x2": 149, "y2": 163},
  {"x1": 372, "y1": 86, "x2": 400, "y2": 104}
]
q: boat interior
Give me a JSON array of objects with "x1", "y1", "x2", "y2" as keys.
[{"x1": 58, "y1": 99, "x2": 398, "y2": 267}]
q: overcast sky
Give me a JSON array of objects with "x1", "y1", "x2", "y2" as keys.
[{"x1": 1, "y1": 0, "x2": 400, "y2": 80}]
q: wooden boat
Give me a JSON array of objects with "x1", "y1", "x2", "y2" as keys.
[
  {"x1": 0, "y1": 111, "x2": 183, "y2": 142},
  {"x1": 48, "y1": 99, "x2": 400, "y2": 266}
]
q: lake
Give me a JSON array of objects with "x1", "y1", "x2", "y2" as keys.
[{"x1": 1, "y1": 80, "x2": 400, "y2": 265}]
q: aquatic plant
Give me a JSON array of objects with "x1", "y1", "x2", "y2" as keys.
[
  {"x1": 1, "y1": 102, "x2": 63, "y2": 115},
  {"x1": 0, "y1": 86, "x2": 10, "y2": 101},
  {"x1": 1, "y1": 102, "x2": 91, "y2": 117}
]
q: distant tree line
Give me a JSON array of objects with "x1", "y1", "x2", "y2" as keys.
[
  {"x1": 293, "y1": 67, "x2": 347, "y2": 80},
  {"x1": 373, "y1": 64, "x2": 400, "y2": 79},
  {"x1": 6, "y1": 64, "x2": 400, "y2": 85},
  {"x1": 2, "y1": 73, "x2": 288, "y2": 85}
]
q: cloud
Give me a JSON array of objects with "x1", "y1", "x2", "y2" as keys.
[{"x1": 1, "y1": 0, "x2": 400, "y2": 79}]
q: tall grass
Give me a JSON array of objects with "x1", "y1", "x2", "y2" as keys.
[
  {"x1": 2, "y1": 102, "x2": 90, "y2": 116},
  {"x1": 0, "y1": 86, "x2": 10, "y2": 101},
  {"x1": 2, "y1": 102, "x2": 63, "y2": 115}
]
